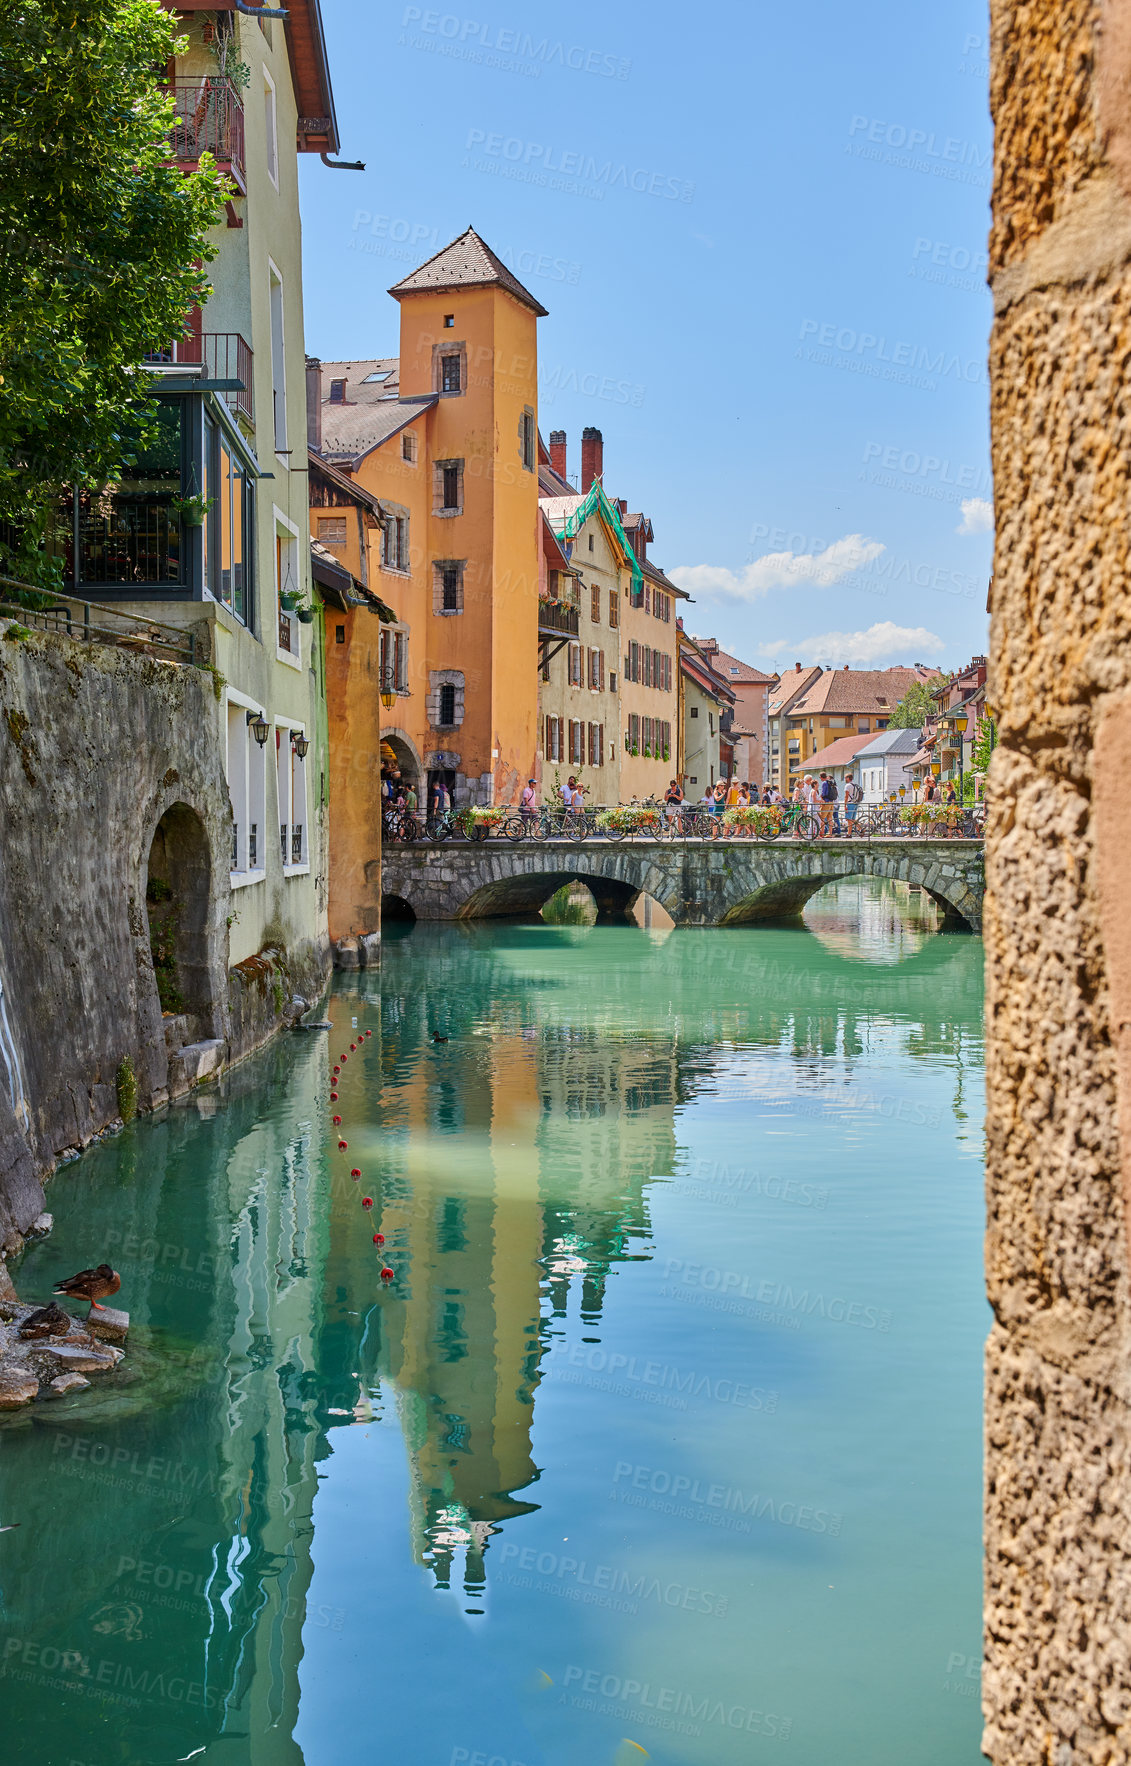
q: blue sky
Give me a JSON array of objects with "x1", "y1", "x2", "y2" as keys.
[{"x1": 299, "y1": 0, "x2": 993, "y2": 673}]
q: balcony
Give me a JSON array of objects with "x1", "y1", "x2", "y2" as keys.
[
  {"x1": 145, "y1": 328, "x2": 254, "y2": 424},
  {"x1": 163, "y1": 78, "x2": 246, "y2": 191},
  {"x1": 538, "y1": 598, "x2": 580, "y2": 638},
  {"x1": 538, "y1": 596, "x2": 580, "y2": 671}
]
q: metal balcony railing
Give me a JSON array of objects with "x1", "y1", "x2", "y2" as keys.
[
  {"x1": 163, "y1": 78, "x2": 246, "y2": 188},
  {"x1": 144, "y1": 330, "x2": 254, "y2": 423}
]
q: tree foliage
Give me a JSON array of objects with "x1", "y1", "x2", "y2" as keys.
[
  {"x1": 889, "y1": 674, "x2": 951, "y2": 729},
  {"x1": 0, "y1": 0, "x2": 226, "y2": 592}
]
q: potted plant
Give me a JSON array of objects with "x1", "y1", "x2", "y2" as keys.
[{"x1": 170, "y1": 491, "x2": 213, "y2": 527}]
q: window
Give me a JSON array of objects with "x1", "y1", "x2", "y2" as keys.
[
  {"x1": 568, "y1": 643, "x2": 582, "y2": 686},
  {"x1": 379, "y1": 628, "x2": 410, "y2": 694},
  {"x1": 329, "y1": 378, "x2": 346, "y2": 404},
  {"x1": 644, "y1": 583, "x2": 651, "y2": 613},
  {"x1": 226, "y1": 697, "x2": 266, "y2": 882},
  {"x1": 588, "y1": 647, "x2": 605, "y2": 690},
  {"x1": 690, "y1": 704, "x2": 699, "y2": 719},
  {"x1": 588, "y1": 723, "x2": 604, "y2": 766},
  {"x1": 588, "y1": 534, "x2": 594, "y2": 552},
  {"x1": 78, "y1": 399, "x2": 184, "y2": 590},
  {"x1": 521, "y1": 407, "x2": 535, "y2": 471},
  {"x1": 402, "y1": 431, "x2": 417, "y2": 464},
  {"x1": 429, "y1": 671, "x2": 464, "y2": 728},
  {"x1": 269, "y1": 264, "x2": 287, "y2": 452},
  {"x1": 263, "y1": 69, "x2": 278, "y2": 186},
  {"x1": 435, "y1": 459, "x2": 463, "y2": 515},
  {"x1": 216, "y1": 430, "x2": 250, "y2": 623},
  {"x1": 318, "y1": 515, "x2": 347, "y2": 546},
  {"x1": 444, "y1": 313, "x2": 455, "y2": 328},
  {"x1": 434, "y1": 559, "x2": 464, "y2": 614},
  {"x1": 609, "y1": 589, "x2": 619, "y2": 629},
  {"x1": 274, "y1": 518, "x2": 300, "y2": 663},
  {"x1": 643, "y1": 716, "x2": 653, "y2": 756},
  {"x1": 591, "y1": 584, "x2": 601, "y2": 623},
  {"x1": 626, "y1": 640, "x2": 639, "y2": 682},
  {"x1": 643, "y1": 648, "x2": 652, "y2": 688},
  {"x1": 709, "y1": 712, "x2": 715, "y2": 736},
  {"x1": 382, "y1": 509, "x2": 410, "y2": 572},
  {"x1": 276, "y1": 724, "x2": 309, "y2": 871},
  {"x1": 627, "y1": 713, "x2": 640, "y2": 751},
  {"x1": 569, "y1": 720, "x2": 584, "y2": 764},
  {"x1": 609, "y1": 670, "x2": 617, "y2": 691},
  {"x1": 440, "y1": 353, "x2": 461, "y2": 393},
  {"x1": 335, "y1": 624, "x2": 345, "y2": 644},
  {"x1": 362, "y1": 370, "x2": 391, "y2": 383},
  {"x1": 545, "y1": 715, "x2": 563, "y2": 761}
]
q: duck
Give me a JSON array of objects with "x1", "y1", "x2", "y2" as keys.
[
  {"x1": 53, "y1": 1264, "x2": 121, "y2": 1312},
  {"x1": 18, "y1": 1301, "x2": 71, "y2": 1340},
  {"x1": 432, "y1": 1032, "x2": 449, "y2": 1043}
]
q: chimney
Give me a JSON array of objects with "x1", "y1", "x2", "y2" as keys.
[
  {"x1": 549, "y1": 430, "x2": 566, "y2": 480},
  {"x1": 306, "y1": 356, "x2": 322, "y2": 452},
  {"x1": 581, "y1": 426, "x2": 603, "y2": 492}
]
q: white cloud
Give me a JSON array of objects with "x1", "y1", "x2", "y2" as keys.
[
  {"x1": 956, "y1": 497, "x2": 993, "y2": 535},
  {"x1": 759, "y1": 622, "x2": 946, "y2": 666},
  {"x1": 670, "y1": 533, "x2": 885, "y2": 601}
]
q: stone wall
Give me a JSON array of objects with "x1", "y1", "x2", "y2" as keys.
[
  {"x1": 380, "y1": 837, "x2": 985, "y2": 930},
  {"x1": 985, "y1": 4, "x2": 1131, "y2": 1759},
  {"x1": 0, "y1": 628, "x2": 328, "y2": 1262}
]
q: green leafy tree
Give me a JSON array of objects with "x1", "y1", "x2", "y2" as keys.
[
  {"x1": 889, "y1": 674, "x2": 951, "y2": 729},
  {"x1": 0, "y1": 0, "x2": 226, "y2": 594}
]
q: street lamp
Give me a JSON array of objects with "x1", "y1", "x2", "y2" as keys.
[
  {"x1": 380, "y1": 670, "x2": 397, "y2": 711},
  {"x1": 955, "y1": 711, "x2": 968, "y2": 804}
]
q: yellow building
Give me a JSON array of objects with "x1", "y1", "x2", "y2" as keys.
[
  {"x1": 773, "y1": 663, "x2": 940, "y2": 789},
  {"x1": 316, "y1": 229, "x2": 545, "y2": 810},
  {"x1": 616, "y1": 497, "x2": 686, "y2": 803}
]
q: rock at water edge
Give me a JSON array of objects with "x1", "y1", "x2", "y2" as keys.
[
  {"x1": 0, "y1": 1366, "x2": 38, "y2": 1408},
  {"x1": 48, "y1": 1373, "x2": 90, "y2": 1396},
  {"x1": 87, "y1": 1307, "x2": 129, "y2": 1345}
]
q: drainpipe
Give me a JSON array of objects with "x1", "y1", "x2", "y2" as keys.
[
  {"x1": 321, "y1": 152, "x2": 366, "y2": 170},
  {"x1": 231, "y1": 1, "x2": 288, "y2": 16}
]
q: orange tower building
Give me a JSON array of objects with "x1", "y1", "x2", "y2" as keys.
[{"x1": 317, "y1": 229, "x2": 545, "y2": 810}]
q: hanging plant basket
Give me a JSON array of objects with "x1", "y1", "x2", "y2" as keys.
[
  {"x1": 170, "y1": 492, "x2": 213, "y2": 528},
  {"x1": 295, "y1": 607, "x2": 314, "y2": 625}
]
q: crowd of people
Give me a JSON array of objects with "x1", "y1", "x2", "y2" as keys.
[{"x1": 383, "y1": 766, "x2": 961, "y2": 832}]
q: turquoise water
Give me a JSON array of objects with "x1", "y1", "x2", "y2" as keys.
[{"x1": 1, "y1": 881, "x2": 985, "y2": 1764}]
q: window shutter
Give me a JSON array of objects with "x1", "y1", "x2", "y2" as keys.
[{"x1": 599, "y1": 651, "x2": 605, "y2": 691}]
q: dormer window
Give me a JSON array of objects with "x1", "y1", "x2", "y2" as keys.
[{"x1": 329, "y1": 378, "x2": 346, "y2": 403}]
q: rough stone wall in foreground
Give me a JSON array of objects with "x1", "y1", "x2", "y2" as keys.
[
  {"x1": 0, "y1": 631, "x2": 328, "y2": 1260},
  {"x1": 985, "y1": 3, "x2": 1131, "y2": 1760}
]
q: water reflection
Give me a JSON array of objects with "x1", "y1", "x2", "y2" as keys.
[{"x1": 2, "y1": 881, "x2": 985, "y2": 1766}]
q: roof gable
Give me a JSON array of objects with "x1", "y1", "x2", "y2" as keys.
[{"x1": 388, "y1": 227, "x2": 549, "y2": 317}]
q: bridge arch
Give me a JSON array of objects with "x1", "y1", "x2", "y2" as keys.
[
  {"x1": 717, "y1": 849, "x2": 978, "y2": 931},
  {"x1": 379, "y1": 839, "x2": 983, "y2": 933}
]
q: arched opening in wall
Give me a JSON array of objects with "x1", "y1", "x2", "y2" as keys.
[
  {"x1": 146, "y1": 804, "x2": 214, "y2": 1035},
  {"x1": 381, "y1": 734, "x2": 422, "y2": 805},
  {"x1": 382, "y1": 894, "x2": 417, "y2": 923}
]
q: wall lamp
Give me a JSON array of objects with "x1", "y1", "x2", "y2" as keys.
[
  {"x1": 291, "y1": 730, "x2": 310, "y2": 760},
  {"x1": 246, "y1": 709, "x2": 270, "y2": 746}
]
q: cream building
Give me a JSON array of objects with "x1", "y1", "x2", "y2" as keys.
[
  {"x1": 58, "y1": 3, "x2": 354, "y2": 1035},
  {"x1": 538, "y1": 439, "x2": 629, "y2": 805}
]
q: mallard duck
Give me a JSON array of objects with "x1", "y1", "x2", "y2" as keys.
[
  {"x1": 53, "y1": 1264, "x2": 120, "y2": 1311},
  {"x1": 18, "y1": 1301, "x2": 71, "y2": 1340}
]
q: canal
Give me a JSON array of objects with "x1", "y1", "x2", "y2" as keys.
[{"x1": 1, "y1": 879, "x2": 985, "y2": 1764}]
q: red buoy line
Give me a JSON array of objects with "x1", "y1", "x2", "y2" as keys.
[{"x1": 331, "y1": 1028, "x2": 394, "y2": 1285}]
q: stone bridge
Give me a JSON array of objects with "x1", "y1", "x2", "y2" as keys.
[{"x1": 381, "y1": 837, "x2": 985, "y2": 931}]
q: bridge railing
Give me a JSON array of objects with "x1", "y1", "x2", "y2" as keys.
[{"x1": 382, "y1": 804, "x2": 986, "y2": 845}]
